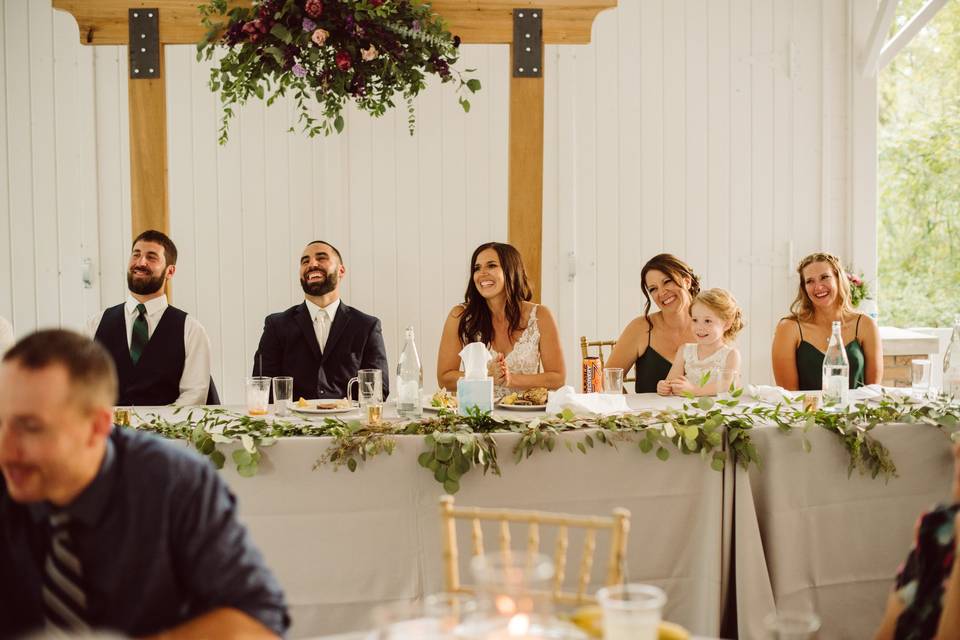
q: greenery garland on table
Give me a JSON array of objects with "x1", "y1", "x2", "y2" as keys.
[
  {"x1": 130, "y1": 393, "x2": 960, "y2": 494},
  {"x1": 196, "y1": 0, "x2": 481, "y2": 142}
]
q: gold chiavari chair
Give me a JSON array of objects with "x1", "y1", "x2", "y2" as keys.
[{"x1": 438, "y1": 495, "x2": 630, "y2": 606}]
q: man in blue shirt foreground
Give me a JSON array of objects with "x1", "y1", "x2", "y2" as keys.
[{"x1": 0, "y1": 329, "x2": 289, "y2": 638}]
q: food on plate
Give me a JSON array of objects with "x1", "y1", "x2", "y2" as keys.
[
  {"x1": 567, "y1": 606, "x2": 689, "y2": 640},
  {"x1": 296, "y1": 397, "x2": 352, "y2": 410},
  {"x1": 657, "y1": 621, "x2": 691, "y2": 640},
  {"x1": 567, "y1": 605, "x2": 602, "y2": 638},
  {"x1": 499, "y1": 387, "x2": 548, "y2": 406},
  {"x1": 430, "y1": 389, "x2": 458, "y2": 408}
]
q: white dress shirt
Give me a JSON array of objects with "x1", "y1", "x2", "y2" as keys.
[
  {"x1": 304, "y1": 298, "x2": 340, "y2": 353},
  {"x1": 0, "y1": 316, "x2": 14, "y2": 356},
  {"x1": 86, "y1": 295, "x2": 212, "y2": 406}
]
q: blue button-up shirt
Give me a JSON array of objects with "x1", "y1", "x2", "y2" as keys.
[{"x1": 0, "y1": 427, "x2": 289, "y2": 637}]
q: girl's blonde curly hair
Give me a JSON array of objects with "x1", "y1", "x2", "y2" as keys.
[{"x1": 691, "y1": 288, "x2": 744, "y2": 341}]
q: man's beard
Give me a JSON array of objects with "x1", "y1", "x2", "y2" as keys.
[
  {"x1": 300, "y1": 268, "x2": 339, "y2": 296},
  {"x1": 127, "y1": 269, "x2": 166, "y2": 295}
]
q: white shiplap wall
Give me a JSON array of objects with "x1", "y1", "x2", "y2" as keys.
[{"x1": 0, "y1": 0, "x2": 877, "y2": 402}]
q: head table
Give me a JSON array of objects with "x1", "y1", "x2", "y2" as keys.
[{"x1": 133, "y1": 393, "x2": 953, "y2": 639}]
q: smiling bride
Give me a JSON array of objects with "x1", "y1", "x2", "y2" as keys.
[{"x1": 436, "y1": 242, "x2": 565, "y2": 398}]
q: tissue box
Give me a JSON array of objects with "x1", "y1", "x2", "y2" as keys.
[{"x1": 457, "y1": 378, "x2": 494, "y2": 415}]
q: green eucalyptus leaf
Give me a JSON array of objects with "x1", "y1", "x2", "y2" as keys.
[
  {"x1": 443, "y1": 478, "x2": 460, "y2": 494},
  {"x1": 237, "y1": 462, "x2": 258, "y2": 477},
  {"x1": 233, "y1": 449, "x2": 253, "y2": 466},
  {"x1": 639, "y1": 439, "x2": 653, "y2": 454},
  {"x1": 656, "y1": 446, "x2": 670, "y2": 461},
  {"x1": 347, "y1": 457, "x2": 358, "y2": 472},
  {"x1": 210, "y1": 450, "x2": 226, "y2": 470},
  {"x1": 418, "y1": 451, "x2": 434, "y2": 468}
]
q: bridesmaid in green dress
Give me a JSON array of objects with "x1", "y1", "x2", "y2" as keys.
[
  {"x1": 771, "y1": 252, "x2": 883, "y2": 390},
  {"x1": 606, "y1": 254, "x2": 700, "y2": 393}
]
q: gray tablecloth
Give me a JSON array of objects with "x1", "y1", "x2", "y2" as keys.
[
  {"x1": 139, "y1": 395, "x2": 953, "y2": 639},
  {"x1": 145, "y1": 396, "x2": 725, "y2": 637},
  {"x1": 734, "y1": 422, "x2": 953, "y2": 639}
]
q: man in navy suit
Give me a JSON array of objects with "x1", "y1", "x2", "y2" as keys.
[{"x1": 253, "y1": 241, "x2": 390, "y2": 402}]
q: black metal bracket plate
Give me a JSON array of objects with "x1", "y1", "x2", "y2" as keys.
[
  {"x1": 513, "y1": 9, "x2": 543, "y2": 78},
  {"x1": 129, "y1": 8, "x2": 160, "y2": 79}
]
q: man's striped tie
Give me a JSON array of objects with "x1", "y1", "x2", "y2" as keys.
[{"x1": 42, "y1": 513, "x2": 90, "y2": 632}]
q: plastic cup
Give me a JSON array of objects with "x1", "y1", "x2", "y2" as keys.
[
  {"x1": 245, "y1": 376, "x2": 271, "y2": 415},
  {"x1": 763, "y1": 610, "x2": 821, "y2": 640},
  {"x1": 596, "y1": 583, "x2": 666, "y2": 640}
]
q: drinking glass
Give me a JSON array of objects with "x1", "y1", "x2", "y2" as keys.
[
  {"x1": 347, "y1": 369, "x2": 383, "y2": 423},
  {"x1": 911, "y1": 359, "x2": 931, "y2": 393},
  {"x1": 596, "y1": 583, "x2": 666, "y2": 640},
  {"x1": 113, "y1": 407, "x2": 132, "y2": 427},
  {"x1": 715, "y1": 368, "x2": 738, "y2": 398},
  {"x1": 763, "y1": 610, "x2": 821, "y2": 640},
  {"x1": 372, "y1": 593, "x2": 478, "y2": 639},
  {"x1": 603, "y1": 367, "x2": 624, "y2": 394},
  {"x1": 271, "y1": 376, "x2": 293, "y2": 416},
  {"x1": 245, "y1": 376, "x2": 271, "y2": 415}
]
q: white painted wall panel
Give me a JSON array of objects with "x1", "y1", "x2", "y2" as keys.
[{"x1": 1, "y1": 0, "x2": 879, "y2": 403}]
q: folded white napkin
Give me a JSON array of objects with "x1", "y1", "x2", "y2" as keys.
[
  {"x1": 849, "y1": 384, "x2": 926, "y2": 403},
  {"x1": 545, "y1": 385, "x2": 631, "y2": 416},
  {"x1": 744, "y1": 384, "x2": 803, "y2": 405}
]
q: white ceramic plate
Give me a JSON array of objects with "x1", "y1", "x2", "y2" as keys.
[
  {"x1": 291, "y1": 402, "x2": 356, "y2": 415},
  {"x1": 496, "y1": 403, "x2": 547, "y2": 411},
  {"x1": 423, "y1": 403, "x2": 458, "y2": 413}
]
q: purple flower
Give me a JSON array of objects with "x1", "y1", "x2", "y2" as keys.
[
  {"x1": 302, "y1": 17, "x2": 316, "y2": 32},
  {"x1": 292, "y1": 63, "x2": 307, "y2": 78}
]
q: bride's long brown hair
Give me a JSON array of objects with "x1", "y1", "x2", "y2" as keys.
[{"x1": 458, "y1": 242, "x2": 532, "y2": 347}]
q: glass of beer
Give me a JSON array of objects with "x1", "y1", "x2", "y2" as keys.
[{"x1": 347, "y1": 369, "x2": 383, "y2": 424}]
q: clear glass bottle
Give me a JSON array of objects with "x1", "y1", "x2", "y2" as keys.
[
  {"x1": 822, "y1": 320, "x2": 850, "y2": 410},
  {"x1": 943, "y1": 315, "x2": 960, "y2": 396},
  {"x1": 396, "y1": 326, "x2": 423, "y2": 418}
]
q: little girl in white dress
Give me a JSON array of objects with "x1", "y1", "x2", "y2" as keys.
[{"x1": 657, "y1": 288, "x2": 744, "y2": 396}]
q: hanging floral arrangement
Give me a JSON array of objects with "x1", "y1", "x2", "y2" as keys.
[{"x1": 197, "y1": 0, "x2": 481, "y2": 142}]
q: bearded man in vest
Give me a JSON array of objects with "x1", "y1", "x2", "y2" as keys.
[{"x1": 87, "y1": 230, "x2": 213, "y2": 406}]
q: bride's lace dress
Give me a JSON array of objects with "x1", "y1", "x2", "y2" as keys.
[{"x1": 490, "y1": 305, "x2": 541, "y2": 398}]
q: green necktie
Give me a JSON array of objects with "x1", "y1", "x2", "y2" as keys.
[{"x1": 130, "y1": 303, "x2": 148, "y2": 364}]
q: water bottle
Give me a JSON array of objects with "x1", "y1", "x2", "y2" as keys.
[
  {"x1": 396, "y1": 326, "x2": 423, "y2": 418},
  {"x1": 943, "y1": 315, "x2": 960, "y2": 396},
  {"x1": 822, "y1": 320, "x2": 849, "y2": 410}
]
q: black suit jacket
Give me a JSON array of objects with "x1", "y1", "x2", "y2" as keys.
[{"x1": 253, "y1": 302, "x2": 390, "y2": 402}]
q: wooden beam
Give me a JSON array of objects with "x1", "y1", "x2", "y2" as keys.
[
  {"x1": 878, "y1": 0, "x2": 948, "y2": 71},
  {"x1": 52, "y1": 0, "x2": 616, "y2": 299},
  {"x1": 53, "y1": 0, "x2": 615, "y2": 45},
  {"x1": 128, "y1": 49, "x2": 169, "y2": 238},
  {"x1": 861, "y1": 0, "x2": 899, "y2": 78},
  {"x1": 508, "y1": 49, "x2": 544, "y2": 302}
]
